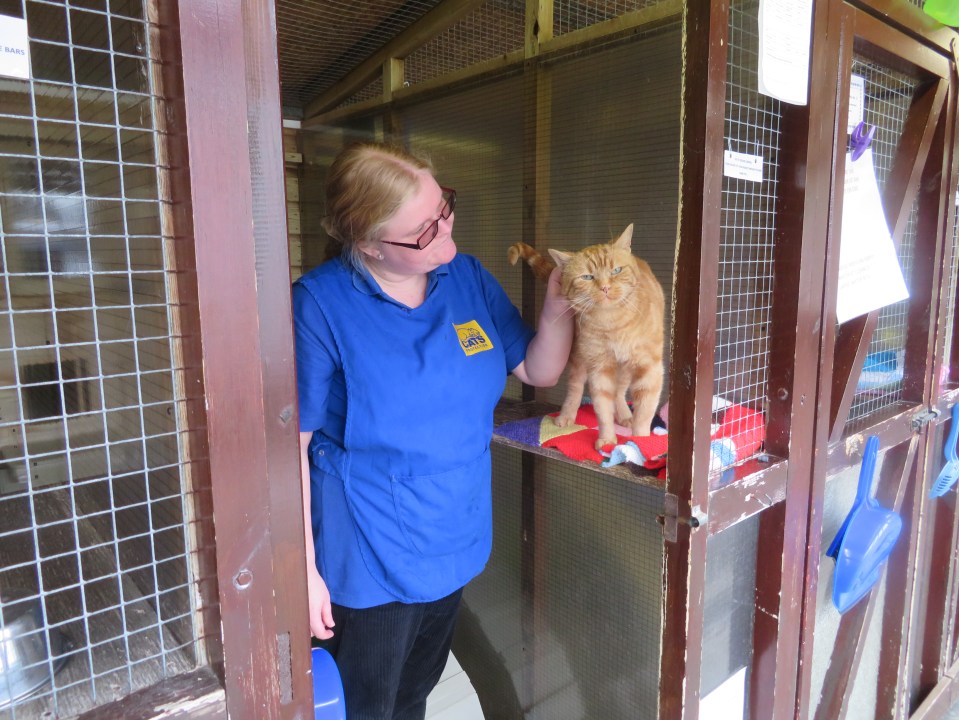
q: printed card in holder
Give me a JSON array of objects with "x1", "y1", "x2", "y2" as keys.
[
  {"x1": 835, "y1": 149, "x2": 909, "y2": 324},
  {"x1": 0, "y1": 14, "x2": 30, "y2": 80}
]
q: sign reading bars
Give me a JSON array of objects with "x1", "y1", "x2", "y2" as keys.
[
  {"x1": 757, "y1": 0, "x2": 813, "y2": 105},
  {"x1": 0, "y1": 14, "x2": 30, "y2": 80}
]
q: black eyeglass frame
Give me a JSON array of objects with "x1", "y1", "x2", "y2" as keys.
[{"x1": 380, "y1": 187, "x2": 456, "y2": 250}]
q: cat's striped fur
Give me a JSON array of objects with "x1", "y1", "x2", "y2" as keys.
[{"x1": 508, "y1": 224, "x2": 665, "y2": 449}]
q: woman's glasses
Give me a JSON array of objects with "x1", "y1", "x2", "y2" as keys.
[{"x1": 381, "y1": 188, "x2": 456, "y2": 250}]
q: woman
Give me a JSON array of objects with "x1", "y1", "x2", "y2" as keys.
[{"x1": 293, "y1": 142, "x2": 573, "y2": 719}]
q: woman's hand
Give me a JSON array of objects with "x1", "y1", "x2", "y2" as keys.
[
  {"x1": 307, "y1": 567, "x2": 335, "y2": 640},
  {"x1": 512, "y1": 267, "x2": 574, "y2": 387}
]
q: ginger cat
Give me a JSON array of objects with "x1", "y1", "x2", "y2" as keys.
[{"x1": 508, "y1": 224, "x2": 665, "y2": 450}]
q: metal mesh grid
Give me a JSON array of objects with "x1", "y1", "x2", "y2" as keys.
[
  {"x1": 713, "y1": 0, "x2": 780, "y2": 478},
  {"x1": 404, "y1": 0, "x2": 525, "y2": 88},
  {"x1": 0, "y1": 1, "x2": 203, "y2": 716},
  {"x1": 461, "y1": 447, "x2": 664, "y2": 719},
  {"x1": 336, "y1": 76, "x2": 383, "y2": 110},
  {"x1": 275, "y1": 0, "x2": 444, "y2": 111},
  {"x1": 844, "y1": 60, "x2": 920, "y2": 432},
  {"x1": 553, "y1": 0, "x2": 673, "y2": 35}
]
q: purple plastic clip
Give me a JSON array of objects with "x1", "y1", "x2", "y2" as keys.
[{"x1": 849, "y1": 121, "x2": 876, "y2": 161}]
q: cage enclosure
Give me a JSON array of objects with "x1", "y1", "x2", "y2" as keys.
[{"x1": 281, "y1": 1, "x2": 782, "y2": 717}]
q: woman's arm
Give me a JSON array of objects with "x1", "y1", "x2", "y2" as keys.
[
  {"x1": 300, "y1": 431, "x2": 335, "y2": 639},
  {"x1": 512, "y1": 267, "x2": 574, "y2": 387}
]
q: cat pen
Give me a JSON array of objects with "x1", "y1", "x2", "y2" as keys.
[
  {"x1": 277, "y1": 0, "x2": 959, "y2": 717},
  {"x1": 1, "y1": 0, "x2": 957, "y2": 717},
  {"x1": 281, "y1": 1, "x2": 789, "y2": 717}
]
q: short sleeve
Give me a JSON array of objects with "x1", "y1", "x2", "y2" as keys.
[
  {"x1": 292, "y1": 281, "x2": 338, "y2": 432},
  {"x1": 475, "y1": 261, "x2": 534, "y2": 372}
]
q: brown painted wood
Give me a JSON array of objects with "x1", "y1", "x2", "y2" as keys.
[
  {"x1": 659, "y1": 1, "x2": 727, "y2": 717},
  {"x1": 796, "y1": 2, "x2": 854, "y2": 716},
  {"x1": 747, "y1": 3, "x2": 846, "y2": 707},
  {"x1": 911, "y1": 656, "x2": 959, "y2": 720},
  {"x1": 76, "y1": 668, "x2": 225, "y2": 720},
  {"x1": 152, "y1": 1, "x2": 223, "y2": 675},
  {"x1": 175, "y1": 1, "x2": 311, "y2": 716},
  {"x1": 850, "y1": 0, "x2": 959, "y2": 56},
  {"x1": 813, "y1": 438, "x2": 916, "y2": 720},
  {"x1": 853, "y1": 8, "x2": 952, "y2": 78},
  {"x1": 829, "y1": 78, "x2": 948, "y2": 442},
  {"x1": 705, "y1": 460, "x2": 788, "y2": 536}
]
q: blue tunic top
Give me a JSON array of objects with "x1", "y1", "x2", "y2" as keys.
[{"x1": 293, "y1": 254, "x2": 534, "y2": 608}]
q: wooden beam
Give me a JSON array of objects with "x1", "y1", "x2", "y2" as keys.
[
  {"x1": 659, "y1": 1, "x2": 727, "y2": 716},
  {"x1": 302, "y1": 0, "x2": 488, "y2": 119},
  {"x1": 175, "y1": 0, "x2": 311, "y2": 716}
]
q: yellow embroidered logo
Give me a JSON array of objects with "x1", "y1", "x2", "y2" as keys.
[{"x1": 453, "y1": 320, "x2": 494, "y2": 356}]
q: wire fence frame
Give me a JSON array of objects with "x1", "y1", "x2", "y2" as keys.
[{"x1": 0, "y1": 2, "x2": 201, "y2": 716}]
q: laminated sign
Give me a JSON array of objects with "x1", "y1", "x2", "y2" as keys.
[{"x1": 0, "y1": 14, "x2": 30, "y2": 80}]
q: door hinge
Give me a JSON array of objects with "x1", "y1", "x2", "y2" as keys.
[
  {"x1": 657, "y1": 493, "x2": 707, "y2": 542},
  {"x1": 911, "y1": 407, "x2": 941, "y2": 432}
]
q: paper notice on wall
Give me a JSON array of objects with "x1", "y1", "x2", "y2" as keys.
[
  {"x1": 758, "y1": 0, "x2": 813, "y2": 105},
  {"x1": 0, "y1": 15, "x2": 30, "y2": 80},
  {"x1": 847, "y1": 75, "x2": 865, "y2": 132},
  {"x1": 723, "y1": 150, "x2": 764, "y2": 183},
  {"x1": 700, "y1": 666, "x2": 746, "y2": 720},
  {"x1": 836, "y1": 149, "x2": 909, "y2": 324}
]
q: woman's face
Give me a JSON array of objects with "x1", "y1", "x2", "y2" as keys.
[{"x1": 373, "y1": 171, "x2": 457, "y2": 276}]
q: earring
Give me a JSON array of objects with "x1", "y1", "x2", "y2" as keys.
[{"x1": 377, "y1": 252, "x2": 384, "y2": 260}]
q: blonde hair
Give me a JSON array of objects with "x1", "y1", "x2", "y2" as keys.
[{"x1": 322, "y1": 142, "x2": 434, "y2": 270}]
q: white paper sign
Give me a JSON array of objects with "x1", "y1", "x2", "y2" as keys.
[
  {"x1": 0, "y1": 15, "x2": 30, "y2": 80},
  {"x1": 848, "y1": 75, "x2": 865, "y2": 132},
  {"x1": 723, "y1": 150, "x2": 764, "y2": 183},
  {"x1": 836, "y1": 149, "x2": 909, "y2": 324},
  {"x1": 700, "y1": 666, "x2": 746, "y2": 720},
  {"x1": 758, "y1": 0, "x2": 813, "y2": 105}
]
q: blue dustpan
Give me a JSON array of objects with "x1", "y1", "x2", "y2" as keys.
[
  {"x1": 312, "y1": 647, "x2": 345, "y2": 720},
  {"x1": 929, "y1": 404, "x2": 959, "y2": 498},
  {"x1": 827, "y1": 435, "x2": 902, "y2": 614}
]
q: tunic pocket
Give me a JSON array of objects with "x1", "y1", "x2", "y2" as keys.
[{"x1": 391, "y1": 448, "x2": 492, "y2": 557}]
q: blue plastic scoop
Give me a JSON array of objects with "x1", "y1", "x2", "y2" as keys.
[
  {"x1": 929, "y1": 404, "x2": 959, "y2": 498},
  {"x1": 312, "y1": 647, "x2": 345, "y2": 720},
  {"x1": 826, "y1": 435, "x2": 902, "y2": 614}
]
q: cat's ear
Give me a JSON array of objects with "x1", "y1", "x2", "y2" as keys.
[
  {"x1": 548, "y1": 248, "x2": 572, "y2": 267},
  {"x1": 613, "y1": 223, "x2": 634, "y2": 250}
]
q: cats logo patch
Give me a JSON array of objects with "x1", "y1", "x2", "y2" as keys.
[{"x1": 453, "y1": 320, "x2": 494, "y2": 356}]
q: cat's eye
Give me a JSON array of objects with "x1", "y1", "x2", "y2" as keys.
[
  {"x1": 581, "y1": 274, "x2": 594, "y2": 281},
  {"x1": 611, "y1": 266, "x2": 623, "y2": 275}
]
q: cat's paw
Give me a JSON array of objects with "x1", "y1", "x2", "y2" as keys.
[
  {"x1": 595, "y1": 435, "x2": 617, "y2": 451},
  {"x1": 554, "y1": 413, "x2": 575, "y2": 428}
]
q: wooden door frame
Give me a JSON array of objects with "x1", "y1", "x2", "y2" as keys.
[
  {"x1": 163, "y1": 1, "x2": 313, "y2": 717},
  {"x1": 797, "y1": 2, "x2": 959, "y2": 718}
]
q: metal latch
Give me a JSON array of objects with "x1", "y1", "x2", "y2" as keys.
[
  {"x1": 911, "y1": 407, "x2": 941, "y2": 432},
  {"x1": 657, "y1": 493, "x2": 707, "y2": 542}
]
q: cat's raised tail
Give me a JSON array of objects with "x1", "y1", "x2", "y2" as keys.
[{"x1": 507, "y1": 242, "x2": 555, "y2": 283}]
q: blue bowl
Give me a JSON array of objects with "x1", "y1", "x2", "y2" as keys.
[{"x1": 312, "y1": 647, "x2": 345, "y2": 720}]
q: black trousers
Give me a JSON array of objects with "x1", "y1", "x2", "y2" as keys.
[{"x1": 323, "y1": 588, "x2": 463, "y2": 720}]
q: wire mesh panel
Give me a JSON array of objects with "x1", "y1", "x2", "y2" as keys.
[
  {"x1": 843, "y1": 59, "x2": 921, "y2": 433},
  {"x1": 712, "y1": 0, "x2": 780, "y2": 481},
  {"x1": 552, "y1": 0, "x2": 674, "y2": 36},
  {"x1": 460, "y1": 447, "x2": 665, "y2": 719},
  {"x1": 405, "y1": 0, "x2": 525, "y2": 87},
  {"x1": 0, "y1": 1, "x2": 209, "y2": 716}
]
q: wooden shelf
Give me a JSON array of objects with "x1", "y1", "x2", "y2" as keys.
[{"x1": 492, "y1": 399, "x2": 666, "y2": 490}]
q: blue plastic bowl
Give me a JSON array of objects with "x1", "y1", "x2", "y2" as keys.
[{"x1": 311, "y1": 647, "x2": 345, "y2": 720}]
